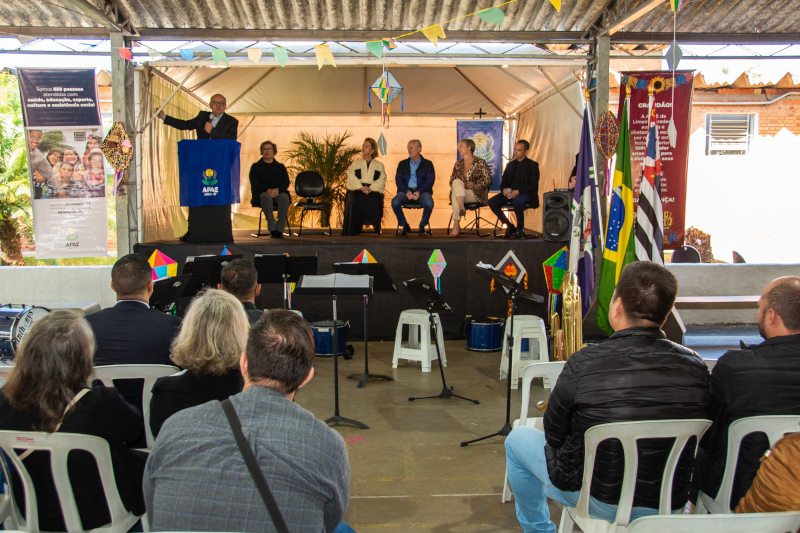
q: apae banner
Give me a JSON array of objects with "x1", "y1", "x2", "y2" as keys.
[{"x1": 456, "y1": 120, "x2": 504, "y2": 192}]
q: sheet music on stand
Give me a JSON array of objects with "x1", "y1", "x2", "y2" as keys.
[
  {"x1": 150, "y1": 274, "x2": 191, "y2": 313},
  {"x1": 333, "y1": 263, "x2": 396, "y2": 292},
  {"x1": 180, "y1": 255, "x2": 243, "y2": 299}
]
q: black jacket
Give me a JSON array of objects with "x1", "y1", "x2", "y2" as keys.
[
  {"x1": 249, "y1": 159, "x2": 290, "y2": 207},
  {"x1": 243, "y1": 301, "x2": 264, "y2": 325},
  {"x1": 544, "y1": 327, "x2": 710, "y2": 509},
  {"x1": 163, "y1": 111, "x2": 238, "y2": 140},
  {"x1": 500, "y1": 158, "x2": 540, "y2": 206},
  {"x1": 395, "y1": 156, "x2": 436, "y2": 195},
  {"x1": 696, "y1": 334, "x2": 800, "y2": 509},
  {"x1": 0, "y1": 386, "x2": 146, "y2": 531}
]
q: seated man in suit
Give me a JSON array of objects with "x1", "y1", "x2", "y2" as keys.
[
  {"x1": 391, "y1": 139, "x2": 436, "y2": 236},
  {"x1": 87, "y1": 254, "x2": 182, "y2": 408},
  {"x1": 157, "y1": 93, "x2": 239, "y2": 140},
  {"x1": 693, "y1": 276, "x2": 800, "y2": 510},
  {"x1": 488, "y1": 140, "x2": 539, "y2": 239},
  {"x1": 218, "y1": 258, "x2": 263, "y2": 325}
]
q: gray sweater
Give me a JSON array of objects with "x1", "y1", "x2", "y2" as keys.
[{"x1": 144, "y1": 385, "x2": 350, "y2": 532}]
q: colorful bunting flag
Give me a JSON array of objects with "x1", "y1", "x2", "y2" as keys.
[
  {"x1": 118, "y1": 48, "x2": 132, "y2": 61},
  {"x1": 314, "y1": 44, "x2": 336, "y2": 69},
  {"x1": 179, "y1": 49, "x2": 194, "y2": 61},
  {"x1": 382, "y1": 38, "x2": 398, "y2": 50},
  {"x1": 247, "y1": 48, "x2": 262, "y2": 64},
  {"x1": 366, "y1": 41, "x2": 384, "y2": 59},
  {"x1": 428, "y1": 249, "x2": 447, "y2": 293},
  {"x1": 550, "y1": 0, "x2": 562, "y2": 11},
  {"x1": 221, "y1": 245, "x2": 232, "y2": 256},
  {"x1": 272, "y1": 47, "x2": 289, "y2": 67},
  {"x1": 477, "y1": 7, "x2": 505, "y2": 25},
  {"x1": 543, "y1": 247, "x2": 569, "y2": 294},
  {"x1": 148, "y1": 250, "x2": 178, "y2": 280},
  {"x1": 211, "y1": 48, "x2": 229, "y2": 67},
  {"x1": 353, "y1": 249, "x2": 377, "y2": 263},
  {"x1": 147, "y1": 49, "x2": 163, "y2": 61},
  {"x1": 420, "y1": 24, "x2": 446, "y2": 47}
]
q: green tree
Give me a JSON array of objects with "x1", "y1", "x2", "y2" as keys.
[{"x1": 285, "y1": 131, "x2": 360, "y2": 228}]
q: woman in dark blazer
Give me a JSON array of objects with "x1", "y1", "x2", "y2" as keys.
[
  {"x1": 0, "y1": 310, "x2": 146, "y2": 531},
  {"x1": 341, "y1": 137, "x2": 387, "y2": 235},
  {"x1": 149, "y1": 289, "x2": 247, "y2": 438}
]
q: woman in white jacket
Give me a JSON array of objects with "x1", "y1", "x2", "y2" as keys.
[{"x1": 341, "y1": 137, "x2": 387, "y2": 235}]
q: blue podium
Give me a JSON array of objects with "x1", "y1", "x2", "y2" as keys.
[{"x1": 178, "y1": 139, "x2": 241, "y2": 243}]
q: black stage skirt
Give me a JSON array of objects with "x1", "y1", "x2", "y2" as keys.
[{"x1": 341, "y1": 190, "x2": 384, "y2": 236}]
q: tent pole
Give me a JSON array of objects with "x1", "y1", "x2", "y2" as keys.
[
  {"x1": 538, "y1": 66, "x2": 583, "y2": 119},
  {"x1": 138, "y1": 66, "x2": 198, "y2": 133},
  {"x1": 227, "y1": 68, "x2": 275, "y2": 109},
  {"x1": 452, "y1": 67, "x2": 506, "y2": 116}
]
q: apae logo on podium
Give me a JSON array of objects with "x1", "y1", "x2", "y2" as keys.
[{"x1": 202, "y1": 169, "x2": 219, "y2": 197}]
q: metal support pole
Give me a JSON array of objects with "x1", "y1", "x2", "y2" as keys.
[
  {"x1": 594, "y1": 34, "x2": 610, "y2": 222},
  {"x1": 111, "y1": 31, "x2": 138, "y2": 256}
]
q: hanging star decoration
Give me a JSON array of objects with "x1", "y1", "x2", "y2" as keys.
[
  {"x1": 428, "y1": 249, "x2": 447, "y2": 293},
  {"x1": 102, "y1": 122, "x2": 133, "y2": 195},
  {"x1": 594, "y1": 111, "x2": 620, "y2": 159},
  {"x1": 543, "y1": 247, "x2": 569, "y2": 295},
  {"x1": 148, "y1": 250, "x2": 178, "y2": 280},
  {"x1": 378, "y1": 133, "x2": 388, "y2": 156},
  {"x1": 369, "y1": 70, "x2": 404, "y2": 127},
  {"x1": 353, "y1": 249, "x2": 377, "y2": 263}
]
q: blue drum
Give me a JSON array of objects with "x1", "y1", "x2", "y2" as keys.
[
  {"x1": 311, "y1": 320, "x2": 347, "y2": 356},
  {"x1": 0, "y1": 306, "x2": 49, "y2": 360},
  {"x1": 466, "y1": 317, "x2": 505, "y2": 352}
]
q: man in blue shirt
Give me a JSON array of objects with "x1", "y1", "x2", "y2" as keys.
[{"x1": 391, "y1": 140, "x2": 436, "y2": 235}]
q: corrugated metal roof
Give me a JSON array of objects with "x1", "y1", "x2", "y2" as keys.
[{"x1": 1, "y1": 0, "x2": 799, "y2": 39}]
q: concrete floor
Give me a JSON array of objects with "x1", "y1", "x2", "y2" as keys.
[{"x1": 294, "y1": 340, "x2": 557, "y2": 532}]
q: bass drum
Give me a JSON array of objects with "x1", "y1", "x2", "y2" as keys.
[{"x1": 0, "y1": 306, "x2": 50, "y2": 359}]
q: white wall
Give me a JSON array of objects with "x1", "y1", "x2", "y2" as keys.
[{"x1": 0, "y1": 266, "x2": 116, "y2": 310}]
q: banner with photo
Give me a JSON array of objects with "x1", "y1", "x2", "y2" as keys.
[
  {"x1": 456, "y1": 120, "x2": 504, "y2": 192},
  {"x1": 18, "y1": 69, "x2": 107, "y2": 258}
]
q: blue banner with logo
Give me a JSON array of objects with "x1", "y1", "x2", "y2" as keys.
[
  {"x1": 178, "y1": 139, "x2": 241, "y2": 207},
  {"x1": 456, "y1": 119, "x2": 504, "y2": 192}
]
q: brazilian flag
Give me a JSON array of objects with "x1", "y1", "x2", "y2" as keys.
[{"x1": 596, "y1": 99, "x2": 636, "y2": 334}]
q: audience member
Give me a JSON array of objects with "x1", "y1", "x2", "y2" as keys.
[
  {"x1": 505, "y1": 261, "x2": 710, "y2": 532},
  {"x1": 144, "y1": 310, "x2": 352, "y2": 533},
  {"x1": 0, "y1": 310, "x2": 146, "y2": 531},
  {"x1": 694, "y1": 276, "x2": 800, "y2": 510},
  {"x1": 150, "y1": 289, "x2": 246, "y2": 438},
  {"x1": 86, "y1": 253, "x2": 182, "y2": 408},
  {"x1": 218, "y1": 258, "x2": 263, "y2": 325}
]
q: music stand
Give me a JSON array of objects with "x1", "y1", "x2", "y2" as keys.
[
  {"x1": 294, "y1": 274, "x2": 373, "y2": 429},
  {"x1": 403, "y1": 278, "x2": 480, "y2": 405},
  {"x1": 150, "y1": 275, "x2": 191, "y2": 313},
  {"x1": 254, "y1": 255, "x2": 318, "y2": 309},
  {"x1": 333, "y1": 263, "x2": 396, "y2": 388},
  {"x1": 460, "y1": 266, "x2": 544, "y2": 447},
  {"x1": 181, "y1": 255, "x2": 243, "y2": 299}
]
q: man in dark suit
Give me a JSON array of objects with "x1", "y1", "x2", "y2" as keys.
[
  {"x1": 391, "y1": 139, "x2": 436, "y2": 235},
  {"x1": 87, "y1": 254, "x2": 182, "y2": 409},
  {"x1": 158, "y1": 93, "x2": 239, "y2": 140},
  {"x1": 218, "y1": 258, "x2": 264, "y2": 325},
  {"x1": 488, "y1": 140, "x2": 540, "y2": 239}
]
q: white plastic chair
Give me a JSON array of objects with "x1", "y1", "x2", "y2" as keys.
[
  {"x1": 92, "y1": 364, "x2": 180, "y2": 449},
  {"x1": 502, "y1": 361, "x2": 566, "y2": 502},
  {"x1": 392, "y1": 310, "x2": 446, "y2": 372},
  {"x1": 0, "y1": 430, "x2": 146, "y2": 533},
  {"x1": 626, "y1": 511, "x2": 800, "y2": 533},
  {"x1": 695, "y1": 415, "x2": 800, "y2": 515},
  {"x1": 499, "y1": 315, "x2": 548, "y2": 389},
  {"x1": 558, "y1": 419, "x2": 712, "y2": 533}
]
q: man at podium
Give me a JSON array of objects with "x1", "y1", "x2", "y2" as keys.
[{"x1": 159, "y1": 94, "x2": 239, "y2": 242}]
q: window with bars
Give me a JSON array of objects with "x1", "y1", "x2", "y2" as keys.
[{"x1": 705, "y1": 114, "x2": 756, "y2": 155}]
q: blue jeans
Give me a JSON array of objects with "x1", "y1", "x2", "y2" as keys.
[
  {"x1": 332, "y1": 522, "x2": 356, "y2": 533},
  {"x1": 505, "y1": 426, "x2": 660, "y2": 533},
  {"x1": 488, "y1": 193, "x2": 531, "y2": 228},
  {"x1": 391, "y1": 191, "x2": 434, "y2": 227}
]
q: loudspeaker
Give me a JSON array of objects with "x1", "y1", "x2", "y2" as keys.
[{"x1": 542, "y1": 191, "x2": 571, "y2": 242}]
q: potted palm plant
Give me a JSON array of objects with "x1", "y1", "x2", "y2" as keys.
[{"x1": 285, "y1": 131, "x2": 360, "y2": 228}]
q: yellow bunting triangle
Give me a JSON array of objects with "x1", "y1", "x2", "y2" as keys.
[
  {"x1": 247, "y1": 48, "x2": 262, "y2": 64},
  {"x1": 314, "y1": 44, "x2": 336, "y2": 69},
  {"x1": 549, "y1": 0, "x2": 561, "y2": 11},
  {"x1": 420, "y1": 24, "x2": 446, "y2": 47}
]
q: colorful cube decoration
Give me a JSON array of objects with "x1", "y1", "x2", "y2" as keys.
[
  {"x1": 543, "y1": 246, "x2": 569, "y2": 294},
  {"x1": 353, "y1": 249, "x2": 377, "y2": 263},
  {"x1": 148, "y1": 250, "x2": 177, "y2": 280}
]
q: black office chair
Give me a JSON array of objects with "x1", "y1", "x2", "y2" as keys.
[
  {"x1": 670, "y1": 245, "x2": 701, "y2": 263},
  {"x1": 491, "y1": 198, "x2": 537, "y2": 239},
  {"x1": 293, "y1": 171, "x2": 332, "y2": 236},
  {"x1": 395, "y1": 201, "x2": 432, "y2": 235},
  {"x1": 446, "y1": 201, "x2": 490, "y2": 237},
  {"x1": 251, "y1": 204, "x2": 291, "y2": 238},
  {"x1": 732, "y1": 251, "x2": 746, "y2": 263}
]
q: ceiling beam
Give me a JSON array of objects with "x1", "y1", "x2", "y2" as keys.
[
  {"x1": 62, "y1": 0, "x2": 122, "y2": 32},
  {"x1": 599, "y1": 0, "x2": 667, "y2": 36},
  {"x1": 452, "y1": 67, "x2": 506, "y2": 116},
  {"x1": 612, "y1": 32, "x2": 800, "y2": 44}
]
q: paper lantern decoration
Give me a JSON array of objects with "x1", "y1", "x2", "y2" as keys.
[
  {"x1": 369, "y1": 70, "x2": 404, "y2": 127},
  {"x1": 494, "y1": 250, "x2": 526, "y2": 293},
  {"x1": 543, "y1": 246, "x2": 569, "y2": 294},
  {"x1": 353, "y1": 249, "x2": 377, "y2": 263},
  {"x1": 102, "y1": 122, "x2": 133, "y2": 195},
  {"x1": 594, "y1": 111, "x2": 620, "y2": 159},
  {"x1": 428, "y1": 249, "x2": 446, "y2": 293},
  {"x1": 149, "y1": 250, "x2": 177, "y2": 280}
]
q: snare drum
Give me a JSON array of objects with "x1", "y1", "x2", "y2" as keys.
[
  {"x1": 0, "y1": 306, "x2": 50, "y2": 359},
  {"x1": 311, "y1": 320, "x2": 347, "y2": 356},
  {"x1": 466, "y1": 317, "x2": 505, "y2": 352}
]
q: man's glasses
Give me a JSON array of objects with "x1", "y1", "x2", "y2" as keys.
[
  {"x1": 262, "y1": 147, "x2": 275, "y2": 152},
  {"x1": 210, "y1": 101, "x2": 226, "y2": 106}
]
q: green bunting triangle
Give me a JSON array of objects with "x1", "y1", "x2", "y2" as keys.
[
  {"x1": 366, "y1": 41, "x2": 384, "y2": 59},
  {"x1": 211, "y1": 48, "x2": 229, "y2": 67},
  {"x1": 272, "y1": 47, "x2": 288, "y2": 67},
  {"x1": 477, "y1": 7, "x2": 505, "y2": 26}
]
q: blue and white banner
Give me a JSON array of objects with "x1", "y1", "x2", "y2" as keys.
[{"x1": 456, "y1": 120, "x2": 504, "y2": 192}]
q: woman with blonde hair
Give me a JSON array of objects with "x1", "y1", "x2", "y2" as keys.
[
  {"x1": 448, "y1": 138, "x2": 492, "y2": 237},
  {"x1": 149, "y1": 289, "x2": 248, "y2": 438},
  {"x1": 0, "y1": 310, "x2": 146, "y2": 531},
  {"x1": 341, "y1": 137, "x2": 387, "y2": 235}
]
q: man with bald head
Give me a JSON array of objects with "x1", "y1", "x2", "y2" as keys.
[
  {"x1": 694, "y1": 276, "x2": 800, "y2": 509},
  {"x1": 158, "y1": 93, "x2": 238, "y2": 140}
]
